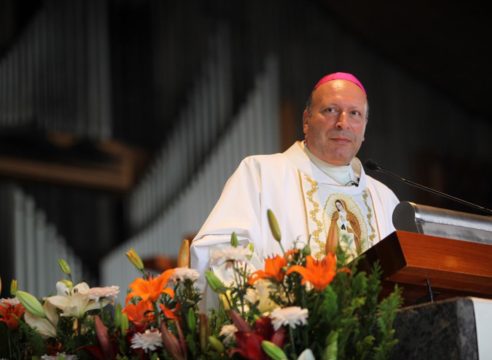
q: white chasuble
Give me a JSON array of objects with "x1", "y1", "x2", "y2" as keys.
[{"x1": 191, "y1": 141, "x2": 399, "y2": 308}]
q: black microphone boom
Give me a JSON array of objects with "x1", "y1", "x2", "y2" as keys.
[{"x1": 364, "y1": 159, "x2": 492, "y2": 215}]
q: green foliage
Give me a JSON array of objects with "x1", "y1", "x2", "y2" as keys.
[
  {"x1": 203, "y1": 235, "x2": 402, "y2": 360},
  {"x1": 317, "y1": 258, "x2": 401, "y2": 360}
]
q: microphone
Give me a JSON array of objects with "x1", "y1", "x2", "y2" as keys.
[{"x1": 364, "y1": 159, "x2": 492, "y2": 215}]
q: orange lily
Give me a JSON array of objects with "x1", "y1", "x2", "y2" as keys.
[
  {"x1": 126, "y1": 269, "x2": 175, "y2": 304},
  {"x1": 286, "y1": 253, "x2": 336, "y2": 291},
  {"x1": 159, "y1": 302, "x2": 181, "y2": 320},
  {"x1": 122, "y1": 299, "x2": 154, "y2": 326},
  {"x1": 0, "y1": 301, "x2": 25, "y2": 329},
  {"x1": 248, "y1": 255, "x2": 287, "y2": 285}
]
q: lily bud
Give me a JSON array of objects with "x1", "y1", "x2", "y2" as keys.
[
  {"x1": 267, "y1": 209, "x2": 282, "y2": 243},
  {"x1": 177, "y1": 239, "x2": 190, "y2": 268},
  {"x1": 126, "y1": 248, "x2": 144, "y2": 271},
  {"x1": 161, "y1": 322, "x2": 185, "y2": 360},
  {"x1": 208, "y1": 335, "x2": 225, "y2": 353},
  {"x1": 120, "y1": 313, "x2": 129, "y2": 334},
  {"x1": 57, "y1": 258, "x2": 72, "y2": 276},
  {"x1": 205, "y1": 271, "x2": 226, "y2": 293},
  {"x1": 10, "y1": 279, "x2": 17, "y2": 296},
  {"x1": 59, "y1": 279, "x2": 73, "y2": 290},
  {"x1": 199, "y1": 313, "x2": 209, "y2": 353},
  {"x1": 187, "y1": 307, "x2": 196, "y2": 332},
  {"x1": 16, "y1": 290, "x2": 46, "y2": 318},
  {"x1": 219, "y1": 293, "x2": 230, "y2": 311},
  {"x1": 230, "y1": 232, "x2": 239, "y2": 247},
  {"x1": 302, "y1": 244, "x2": 311, "y2": 257},
  {"x1": 94, "y1": 315, "x2": 115, "y2": 359},
  {"x1": 261, "y1": 340, "x2": 287, "y2": 360}
]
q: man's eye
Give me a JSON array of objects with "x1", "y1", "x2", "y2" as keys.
[{"x1": 323, "y1": 107, "x2": 336, "y2": 114}]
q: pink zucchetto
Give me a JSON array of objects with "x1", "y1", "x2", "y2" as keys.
[{"x1": 313, "y1": 72, "x2": 366, "y2": 94}]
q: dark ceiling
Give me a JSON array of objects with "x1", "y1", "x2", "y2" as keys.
[
  {"x1": 1, "y1": 0, "x2": 491, "y2": 126},
  {"x1": 322, "y1": 0, "x2": 491, "y2": 122}
]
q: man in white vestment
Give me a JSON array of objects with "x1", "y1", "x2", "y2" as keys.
[{"x1": 190, "y1": 72, "x2": 399, "y2": 305}]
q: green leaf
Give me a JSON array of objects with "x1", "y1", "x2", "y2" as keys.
[
  {"x1": 320, "y1": 285, "x2": 338, "y2": 322},
  {"x1": 323, "y1": 330, "x2": 338, "y2": 360}
]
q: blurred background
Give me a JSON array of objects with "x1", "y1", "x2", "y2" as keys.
[{"x1": 0, "y1": 0, "x2": 491, "y2": 298}]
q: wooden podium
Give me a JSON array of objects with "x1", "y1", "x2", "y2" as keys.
[{"x1": 359, "y1": 231, "x2": 492, "y2": 305}]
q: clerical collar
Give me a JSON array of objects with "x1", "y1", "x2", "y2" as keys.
[{"x1": 303, "y1": 142, "x2": 359, "y2": 186}]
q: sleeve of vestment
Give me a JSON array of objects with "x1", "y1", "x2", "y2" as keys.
[{"x1": 190, "y1": 157, "x2": 263, "y2": 308}]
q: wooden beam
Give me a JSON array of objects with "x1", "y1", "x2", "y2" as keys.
[{"x1": 0, "y1": 138, "x2": 148, "y2": 192}]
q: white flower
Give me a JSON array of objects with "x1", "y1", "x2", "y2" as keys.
[
  {"x1": 46, "y1": 282, "x2": 110, "y2": 318},
  {"x1": 169, "y1": 267, "x2": 200, "y2": 283},
  {"x1": 254, "y1": 279, "x2": 278, "y2": 314},
  {"x1": 244, "y1": 288, "x2": 258, "y2": 304},
  {"x1": 24, "y1": 301, "x2": 59, "y2": 339},
  {"x1": 270, "y1": 306, "x2": 309, "y2": 330},
  {"x1": 41, "y1": 353, "x2": 77, "y2": 360},
  {"x1": 219, "y1": 324, "x2": 238, "y2": 345},
  {"x1": 131, "y1": 329, "x2": 163, "y2": 353},
  {"x1": 87, "y1": 286, "x2": 120, "y2": 301},
  {"x1": 0, "y1": 298, "x2": 20, "y2": 306},
  {"x1": 210, "y1": 246, "x2": 252, "y2": 266},
  {"x1": 297, "y1": 348, "x2": 315, "y2": 360}
]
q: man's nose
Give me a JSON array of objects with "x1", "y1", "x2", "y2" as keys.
[{"x1": 336, "y1": 112, "x2": 349, "y2": 129}]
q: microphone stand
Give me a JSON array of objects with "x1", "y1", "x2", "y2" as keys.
[{"x1": 365, "y1": 160, "x2": 492, "y2": 216}]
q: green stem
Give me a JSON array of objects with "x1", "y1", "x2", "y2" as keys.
[
  {"x1": 301, "y1": 292, "x2": 309, "y2": 348},
  {"x1": 153, "y1": 300, "x2": 161, "y2": 328},
  {"x1": 289, "y1": 327, "x2": 297, "y2": 358},
  {"x1": 8, "y1": 329, "x2": 12, "y2": 359},
  {"x1": 278, "y1": 241, "x2": 286, "y2": 255},
  {"x1": 231, "y1": 262, "x2": 244, "y2": 313}
]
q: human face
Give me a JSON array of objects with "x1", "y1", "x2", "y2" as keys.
[{"x1": 303, "y1": 80, "x2": 368, "y2": 165}]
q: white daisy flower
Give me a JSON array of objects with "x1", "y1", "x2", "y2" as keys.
[
  {"x1": 210, "y1": 246, "x2": 252, "y2": 266},
  {"x1": 219, "y1": 324, "x2": 238, "y2": 345},
  {"x1": 41, "y1": 353, "x2": 77, "y2": 360},
  {"x1": 131, "y1": 329, "x2": 163, "y2": 353},
  {"x1": 87, "y1": 286, "x2": 120, "y2": 301},
  {"x1": 169, "y1": 267, "x2": 200, "y2": 283},
  {"x1": 270, "y1": 306, "x2": 308, "y2": 330}
]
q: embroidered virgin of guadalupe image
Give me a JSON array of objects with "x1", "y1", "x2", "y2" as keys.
[{"x1": 325, "y1": 197, "x2": 366, "y2": 260}]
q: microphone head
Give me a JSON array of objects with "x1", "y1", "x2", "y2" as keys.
[{"x1": 364, "y1": 159, "x2": 381, "y2": 171}]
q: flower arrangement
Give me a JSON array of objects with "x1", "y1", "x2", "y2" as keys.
[{"x1": 0, "y1": 210, "x2": 401, "y2": 359}]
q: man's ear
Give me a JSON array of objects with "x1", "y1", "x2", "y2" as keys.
[{"x1": 302, "y1": 110, "x2": 309, "y2": 135}]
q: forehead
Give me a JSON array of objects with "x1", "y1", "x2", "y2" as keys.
[{"x1": 311, "y1": 79, "x2": 367, "y2": 108}]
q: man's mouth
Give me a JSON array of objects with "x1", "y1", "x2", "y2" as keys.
[{"x1": 331, "y1": 137, "x2": 351, "y2": 143}]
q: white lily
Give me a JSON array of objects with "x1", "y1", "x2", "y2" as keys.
[
  {"x1": 297, "y1": 348, "x2": 315, "y2": 360},
  {"x1": 24, "y1": 301, "x2": 59, "y2": 338},
  {"x1": 46, "y1": 282, "x2": 110, "y2": 318}
]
